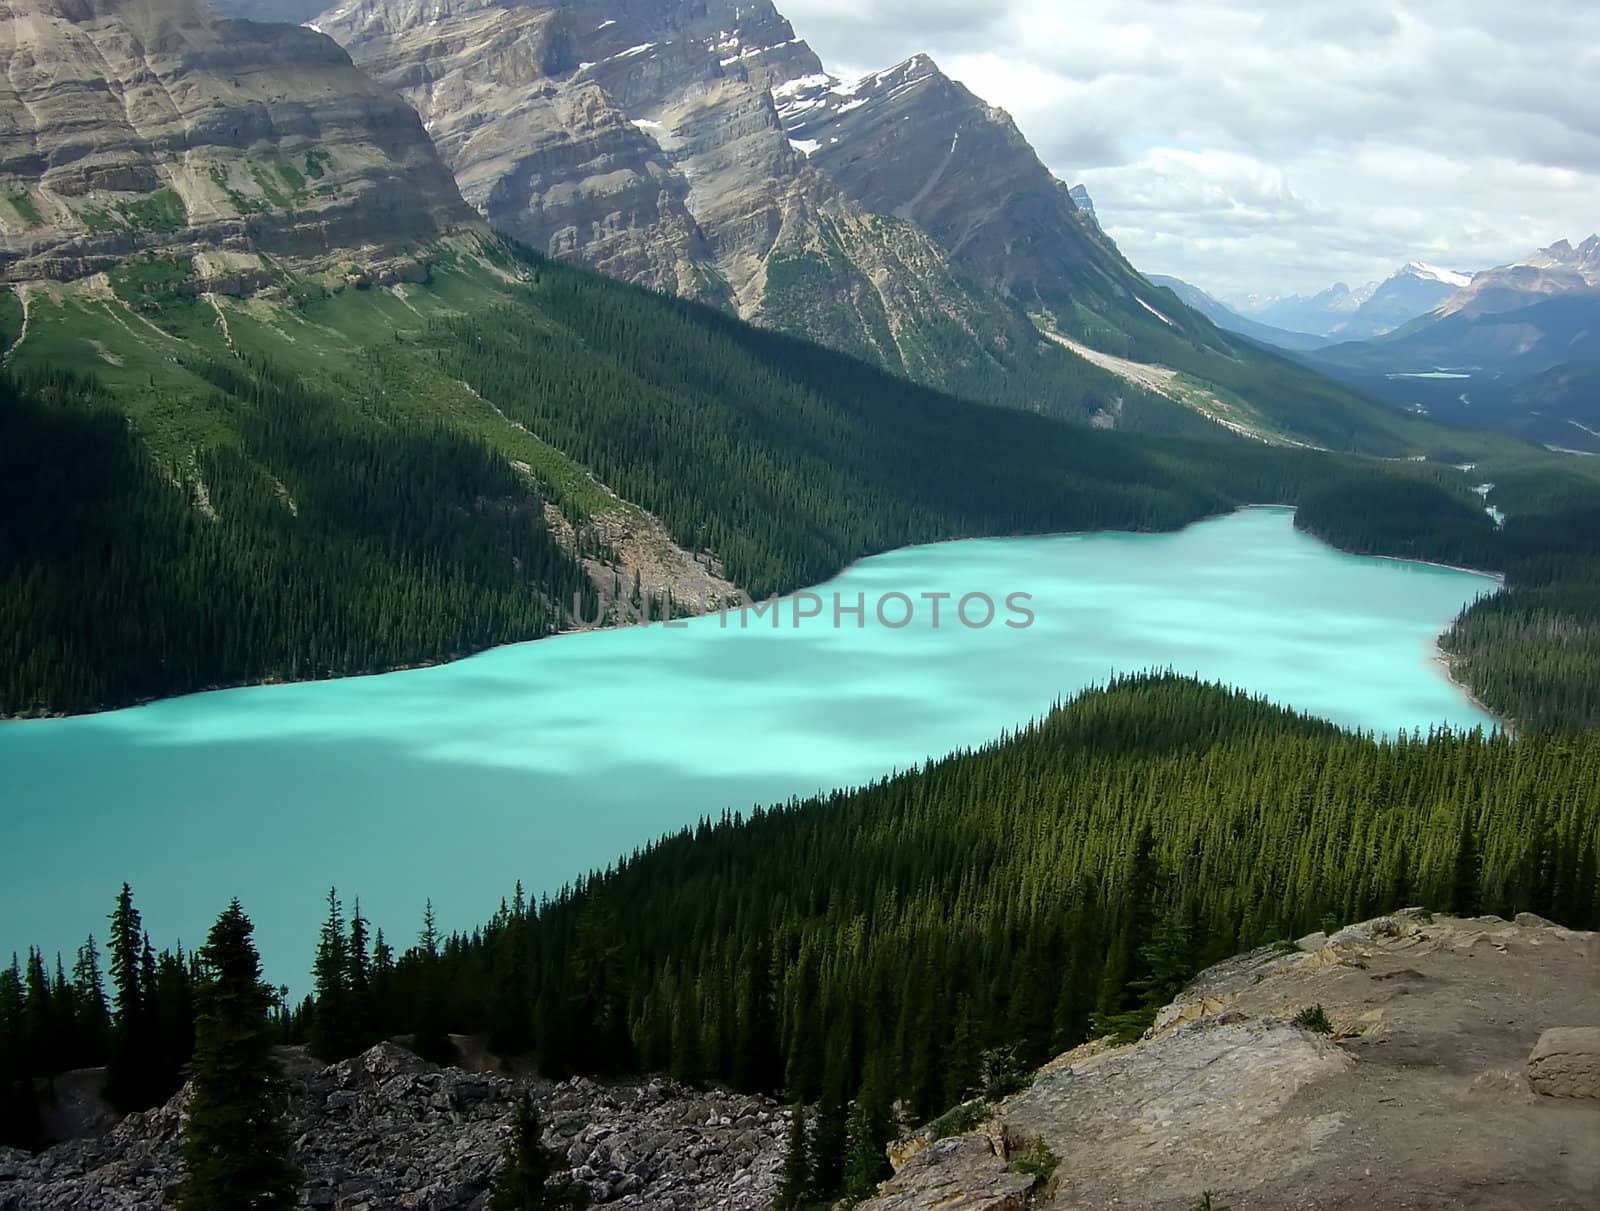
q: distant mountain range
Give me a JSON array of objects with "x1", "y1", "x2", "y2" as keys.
[
  {"x1": 1243, "y1": 262, "x2": 1475, "y2": 341},
  {"x1": 1299, "y1": 236, "x2": 1600, "y2": 451}
]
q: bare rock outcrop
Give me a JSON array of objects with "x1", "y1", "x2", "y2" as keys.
[
  {"x1": 864, "y1": 911, "x2": 1600, "y2": 1211},
  {"x1": 1527, "y1": 1026, "x2": 1600, "y2": 1099},
  {"x1": 864, "y1": 1134, "x2": 1033, "y2": 1211}
]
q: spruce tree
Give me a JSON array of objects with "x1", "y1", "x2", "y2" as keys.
[
  {"x1": 1450, "y1": 822, "x2": 1481, "y2": 916},
  {"x1": 485, "y1": 1093, "x2": 590, "y2": 1211},
  {"x1": 176, "y1": 900, "x2": 301, "y2": 1211},
  {"x1": 310, "y1": 887, "x2": 350, "y2": 1060},
  {"x1": 347, "y1": 899, "x2": 373, "y2": 1051},
  {"x1": 841, "y1": 1095, "x2": 890, "y2": 1202},
  {"x1": 412, "y1": 900, "x2": 455, "y2": 1064},
  {"x1": 776, "y1": 1105, "x2": 812, "y2": 1211},
  {"x1": 106, "y1": 884, "x2": 151, "y2": 1108},
  {"x1": 71, "y1": 935, "x2": 111, "y2": 1064}
]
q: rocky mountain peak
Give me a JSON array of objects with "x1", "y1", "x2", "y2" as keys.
[
  {"x1": 1434, "y1": 233, "x2": 1600, "y2": 319},
  {"x1": 776, "y1": 49, "x2": 1149, "y2": 318},
  {"x1": 1525, "y1": 233, "x2": 1600, "y2": 276},
  {"x1": 1068, "y1": 183, "x2": 1097, "y2": 224}
]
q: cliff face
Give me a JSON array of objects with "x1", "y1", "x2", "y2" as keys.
[
  {"x1": 315, "y1": 0, "x2": 826, "y2": 306},
  {"x1": 0, "y1": 0, "x2": 478, "y2": 284}
]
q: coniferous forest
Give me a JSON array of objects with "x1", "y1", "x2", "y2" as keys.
[
  {"x1": 1, "y1": 267, "x2": 1596, "y2": 725},
  {"x1": 5, "y1": 676, "x2": 1597, "y2": 1172}
]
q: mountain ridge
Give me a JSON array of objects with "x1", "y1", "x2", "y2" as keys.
[
  {"x1": 298, "y1": 0, "x2": 1427, "y2": 450},
  {"x1": 1247, "y1": 261, "x2": 1477, "y2": 340}
]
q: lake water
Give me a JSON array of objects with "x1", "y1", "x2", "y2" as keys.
[{"x1": 1, "y1": 508, "x2": 1499, "y2": 986}]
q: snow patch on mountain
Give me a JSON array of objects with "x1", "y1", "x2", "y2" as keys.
[{"x1": 1404, "y1": 262, "x2": 1473, "y2": 288}]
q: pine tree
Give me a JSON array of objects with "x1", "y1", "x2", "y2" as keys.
[
  {"x1": 347, "y1": 899, "x2": 373, "y2": 1051},
  {"x1": 311, "y1": 887, "x2": 350, "y2": 1060},
  {"x1": 106, "y1": 885, "x2": 151, "y2": 1108},
  {"x1": 176, "y1": 901, "x2": 301, "y2": 1211},
  {"x1": 775, "y1": 1105, "x2": 813, "y2": 1211},
  {"x1": 841, "y1": 1094, "x2": 890, "y2": 1202},
  {"x1": 0, "y1": 954, "x2": 39, "y2": 1150},
  {"x1": 71, "y1": 935, "x2": 111, "y2": 1064},
  {"x1": 1449, "y1": 821, "x2": 1481, "y2": 916},
  {"x1": 485, "y1": 1093, "x2": 590, "y2": 1210},
  {"x1": 412, "y1": 900, "x2": 454, "y2": 1064},
  {"x1": 808, "y1": 1091, "x2": 848, "y2": 1200},
  {"x1": 371, "y1": 928, "x2": 396, "y2": 1036}
]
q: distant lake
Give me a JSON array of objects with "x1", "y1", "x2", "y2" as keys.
[{"x1": 1, "y1": 508, "x2": 1498, "y2": 986}]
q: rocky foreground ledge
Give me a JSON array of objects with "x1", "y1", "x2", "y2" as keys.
[
  {"x1": 4, "y1": 911, "x2": 1596, "y2": 1211},
  {"x1": 0, "y1": 1046, "x2": 788, "y2": 1210},
  {"x1": 866, "y1": 910, "x2": 1600, "y2": 1210}
]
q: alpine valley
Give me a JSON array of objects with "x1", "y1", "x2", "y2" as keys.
[{"x1": 1, "y1": 1, "x2": 1598, "y2": 1209}]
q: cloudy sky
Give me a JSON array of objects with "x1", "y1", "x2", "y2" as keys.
[{"x1": 780, "y1": 0, "x2": 1599, "y2": 305}]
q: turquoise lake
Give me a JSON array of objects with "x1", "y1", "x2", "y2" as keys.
[{"x1": 1, "y1": 508, "x2": 1499, "y2": 986}]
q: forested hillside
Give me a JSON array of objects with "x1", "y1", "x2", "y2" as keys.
[
  {"x1": 6, "y1": 237, "x2": 1554, "y2": 718},
  {"x1": 5, "y1": 239, "x2": 1598, "y2": 722},
  {"x1": 6, "y1": 676, "x2": 1596, "y2": 1176},
  {"x1": 1439, "y1": 457, "x2": 1600, "y2": 731},
  {"x1": 0, "y1": 363, "x2": 593, "y2": 713}
]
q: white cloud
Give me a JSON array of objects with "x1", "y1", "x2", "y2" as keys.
[{"x1": 778, "y1": 0, "x2": 1600, "y2": 300}]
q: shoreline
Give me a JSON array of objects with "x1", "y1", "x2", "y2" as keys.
[
  {"x1": 4, "y1": 503, "x2": 1503, "y2": 724},
  {"x1": 1357, "y1": 551, "x2": 1505, "y2": 584},
  {"x1": 1432, "y1": 639, "x2": 1513, "y2": 734}
]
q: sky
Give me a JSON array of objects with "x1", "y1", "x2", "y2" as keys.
[{"x1": 778, "y1": 0, "x2": 1600, "y2": 305}]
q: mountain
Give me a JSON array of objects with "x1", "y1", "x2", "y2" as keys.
[
  {"x1": 1146, "y1": 274, "x2": 1330, "y2": 351},
  {"x1": 1249, "y1": 262, "x2": 1473, "y2": 340},
  {"x1": 0, "y1": 0, "x2": 1561, "y2": 722},
  {"x1": 1499, "y1": 363, "x2": 1600, "y2": 453},
  {"x1": 0, "y1": 0, "x2": 1508, "y2": 720},
  {"x1": 1250, "y1": 280, "x2": 1376, "y2": 335},
  {"x1": 1434, "y1": 235, "x2": 1600, "y2": 319},
  {"x1": 1339, "y1": 261, "x2": 1474, "y2": 338},
  {"x1": 772, "y1": 55, "x2": 1213, "y2": 343},
  {"x1": 0, "y1": 0, "x2": 477, "y2": 286},
  {"x1": 1068, "y1": 183, "x2": 1098, "y2": 226},
  {"x1": 1301, "y1": 237, "x2": 1600, "y2": 446},
  {"x1": 298, "y1": 0, "x2": 1432, "y2": 452},
  {"x1": 300, "y1": 0, "x2": 1215, "y2": 430}
]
